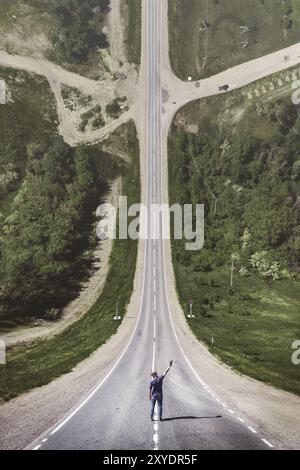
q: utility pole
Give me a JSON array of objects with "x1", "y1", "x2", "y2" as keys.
[
  {"x1": 187, "y1": 299, "x2": 195, "y2": 319},
  {"x1": 199, "y1": 19, "x2": 209, "y2": 31},
  {"x1": 113, "y1": 302, "x2": 121, "y2": 320},
  {"x1": 202, "y1": 57, "x2": 208, "y2": 70},
  {"x1": 230, "y1": 254, "x2": 240, "y2": 288},
  {"x1": 230, "y1": 259, "x2": 235, "y2": 288},
  {"x1": 201, "y1": 56, "x2": 220, "y2": 71},
  {"x1": 240, "y1": 25, "x2": 250, "y2": 34},
  {"x1": 211, "y1": 191, "x2": 218, "y2": 216}
]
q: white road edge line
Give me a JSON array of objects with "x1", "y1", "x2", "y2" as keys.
[
  {"x1": 248, "y1": 426, "x2": 257, "y2": 434},
  {"x1": 262, "y1": 439, "x2": 274, "y2": 448},
  {"x1": 49, "y1": 258, "x2": 146, "y2": 436},
  {"x1": 157, "y1": 0, "x2": 282, "y2": 453},
  {"x1": 158, "y1": 37, "x2": 275, "y2": 447}
]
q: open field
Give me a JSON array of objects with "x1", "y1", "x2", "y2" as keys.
[
  {"x1": 169, "y1": 0, "x2": 300, "y2": 80},
  {"x1": 0, "y1": 121, "x2": 140, "y2": 402},
  {"x1": 0, "y1": 1, "x2": 112, "y2": 78},
  {"x1": 174, "y1": 264, "x2": 300, "y2": 395},
  {"x1": 0, "y1": 1, "x2": 52, "y2": 58},
  {"x1": 169, "y1": 70, "x2": 300, "y2": 395}
]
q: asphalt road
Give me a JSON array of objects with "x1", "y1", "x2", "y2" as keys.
[{"x1": 32, "y1": 0, "x2": 267, "y2": 450}]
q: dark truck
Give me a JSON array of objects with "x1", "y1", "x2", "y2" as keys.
[{"x1": 219, "y1": 84, "x2": 229, "y2": 92}]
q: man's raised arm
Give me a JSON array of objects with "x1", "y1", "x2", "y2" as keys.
[{"x1": 162, "y1": 361, "x2": 173, "y2": 377}]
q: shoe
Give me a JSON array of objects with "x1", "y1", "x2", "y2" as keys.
[
  {"x1": 159, "y1": 418, "x2": 163, "y2": 421},
  {"x1": 149, "y1": 418, "x2": 154, "y2": 422}
]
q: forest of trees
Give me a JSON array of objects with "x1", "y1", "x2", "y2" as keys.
[
  {"x1": 30, "y1": 0, "x2": 110, "y2": 63},
  {"x1": 0, "y1": 137, "x2": 121, "y2": 320},
  {"x1": 169, "y1": 97, "x2": 300, "y2": 279}
]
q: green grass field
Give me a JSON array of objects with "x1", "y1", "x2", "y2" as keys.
[
  {"x1": 0, "y1": 121, "x2": 140, "y2": 401},
  {"x1": 169, "y1": 0, "x2": 300, "y2": 80},
  {"x1": 169, "y1": 71, "x2": 300, "y2": 395},
  {"x1": 174, "y1": 263, "x2": 300, "y2": 395}
]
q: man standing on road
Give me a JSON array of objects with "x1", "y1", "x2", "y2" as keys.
[{"x1": 149, "y1": 361, "x2": 173, "y2": 421}]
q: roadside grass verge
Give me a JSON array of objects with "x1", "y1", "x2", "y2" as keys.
[
  {"x1": 169, "y1": 0, "x2": 300, "y2": 80},
  {"x1": 122, "y1": 0, "x2": 141, "y2": 67},
  {"x1": 173, "y1": 263, "x2": 300, "y2": 395},
  {"x1": 0, "y1": 121, "x2": 140, "y2": 402}
]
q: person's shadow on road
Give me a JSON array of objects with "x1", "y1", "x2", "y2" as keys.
[{"x1": 161, "y1": 415, "x2": 222, "y2": 422}]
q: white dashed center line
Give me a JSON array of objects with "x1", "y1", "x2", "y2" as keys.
[{"x1": 152, "y1": 244, "x2": 159, "y2": 450}]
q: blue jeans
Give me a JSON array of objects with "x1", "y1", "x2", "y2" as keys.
[{"x1": 150, "y1": 394, "x2": 163, "y2": 419}]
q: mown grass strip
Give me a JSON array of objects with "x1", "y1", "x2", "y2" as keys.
[
  {"x1": 122, "y1": 0, "x2": 141, "y2": 67},
  {"x1": 168, "y1": 0, "x2": 300, "y2": 80}
]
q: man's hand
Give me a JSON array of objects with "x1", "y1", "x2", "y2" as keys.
[{"x1": 163, "y1": 361, "x2": 173, "y2": 377}]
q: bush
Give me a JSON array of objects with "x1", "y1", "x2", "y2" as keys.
[
  {"x1": 79, "y1": 119, "x2": 88, "y2": 132},
  {"x1": 49, "y1": 0, "x2": 110, "y2": 64},
  {"x1": 92, "y1": 116, "x2": 105, "y2": 129},
  {"x1": 45, "y1": 307, "x2": 61, "y2": 321}
]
